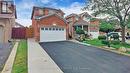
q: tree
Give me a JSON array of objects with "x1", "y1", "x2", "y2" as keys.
[
  {"x1": 83, "y1": 0, "x2": 130, "y2": 43},
  {"x1": 100, "y1": 21, "x2": 115, "y2": 33}
]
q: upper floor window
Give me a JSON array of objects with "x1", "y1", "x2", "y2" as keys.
[
  {"x1": 48, "y1": 10, "x2": 55, "y2": 14},
  {"x1": 39, "y1": 9, "x2": 44, "y2": 15},
  {"x1": 1, "y1": 1, "x2": 13, "y2": 14}
]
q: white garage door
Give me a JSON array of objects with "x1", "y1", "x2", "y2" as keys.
[{"x1": 40, "y1": 27, "x2": 66, "y2": 42}]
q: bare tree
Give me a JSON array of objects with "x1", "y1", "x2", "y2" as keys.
[{"x1": 83, "y1": 0, "x2": 130, "y2": 43}]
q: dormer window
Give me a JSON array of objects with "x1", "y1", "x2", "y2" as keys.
[{"x1": 1, "y1": 1, "x2": 13, "y2": 14}]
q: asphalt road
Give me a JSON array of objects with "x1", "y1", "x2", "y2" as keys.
[
  {"x1": 0, "y1": 44, "x2": 12, "y2": 71},
  {"x1": 40, "y1": 41, "x2": 130, "y2": 73}
]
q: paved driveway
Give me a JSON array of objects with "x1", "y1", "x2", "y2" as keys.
[
  {"x1": 0, "y1": 44, "x2": 12, "y2": 71},
  {"x1": 40, "y1": 41, "x2": 130, "y2": 73}
]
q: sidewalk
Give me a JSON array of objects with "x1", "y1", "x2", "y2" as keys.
[{"x1": 28, "y1": 39, "x2": 63, "y2": 73}]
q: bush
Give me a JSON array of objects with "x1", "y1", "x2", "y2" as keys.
[
  {"x1": 98, "y1": 35, "x2": 106, "y2": 40},
  {"x1": 111, "y1": 40, "x2": 120, "y2": 45},
  {"x1": 76, "y1": 28, "x2": 85, "y2": 35}
]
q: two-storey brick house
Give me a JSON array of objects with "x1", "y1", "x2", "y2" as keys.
[
  {"x1": 66, "y1": 12, "x2": 99, "y2": 39},
  {"x1": 0, "y1": 0, "x2": 17, "y2": 43},
  {"x1": 31, "y1": 6, "x2": 68, "y2": 42}
]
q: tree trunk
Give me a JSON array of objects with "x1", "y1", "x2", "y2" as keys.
[{"x1": 121, "y1": 26, "x2": 126, "y2": 43}]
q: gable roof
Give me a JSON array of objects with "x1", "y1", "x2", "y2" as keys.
[
  {"x1": 65, "y1": 13, "x2": 79, "y2": 19},
  {"x1": 35, "y1": 14, "x2": 68, "y2": 24},
  {"x1": 74, "y1": 20, "x2": 89, "y2": 26},
  {"x1": 31, "y1": 6, "x2": 65, "y2": 19}
]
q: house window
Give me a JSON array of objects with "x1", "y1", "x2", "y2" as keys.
[
  {"x1": 62, "y1": 28, "x2": 64, "y2": 31},
  {"x1": 48, "y1": 10, "x2": 55, "y2": 14},
  {"x1": 59, "y1": 28, "x2": 61, "y2": 31},
  {"x1": 41, "y1": 28, "x2": 44, "y2": 30},
  {"x1": 56, "y1": 28, "x2": 58, "y2": 31},
  {"x1": 39, "y1": 9, "x2": 44, "y2": 15},
  {"x1": 52, "y1": 28, "x2": 55, "y2": 30},
  {"x1": 49, "y1": 28, "x2": 52, "y2": 30},
  {"x1": 1, "y1": 1, "x2": 13, "y2": 14},
  {"x1": 45, "y1": 28, "x2": 48, "y2": 30}
]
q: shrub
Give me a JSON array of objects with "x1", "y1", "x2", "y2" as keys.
[
  {"x1": 98, "y1": 35, "x2": 106, "y2": 40},
  {"x1": 76, "y1": 28, "x2": 85, "y2": 35},
  {"x1": 111, "y1": 40, "x2": 120, "y2": 45}
]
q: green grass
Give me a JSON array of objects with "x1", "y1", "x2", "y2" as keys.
[
  {"x1": 84, "y1": 39, "x2": 130, "y2": 49},
  {"x1": 84, "y1": 39, "x2": 105, "y2": 46},
  {"x1": 12, "y1": 40, "x2": 28, "y2": 73}
]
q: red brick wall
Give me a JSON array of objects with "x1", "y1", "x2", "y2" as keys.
[
  {"x1": 90, "y1": 20, "x2": 99, "y2": 25},
  {"x1": 32, "y1": 15, "x2": 68, "y2": 41},
  {"x1": 89, "y1": 20, "x2": 100, "y2": 32},
  {"x1": 39, "y1": 15, "x2": 66, "y2": 27}
]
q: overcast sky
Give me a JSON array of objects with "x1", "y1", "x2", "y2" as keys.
[{"x1": 14, "y1": 0, "x2": 86, "y2": 27}]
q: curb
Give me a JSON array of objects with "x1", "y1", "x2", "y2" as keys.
[
  {"x1": 1, "y1": 42, "x2": 19, "y2": 73},
  {"x1": 70, "y1": 40, "x2": 130, "y2": 57}
]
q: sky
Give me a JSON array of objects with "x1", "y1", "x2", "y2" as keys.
[{"x1": 14, "y1": 0, "x2": 87, "y2": 27}]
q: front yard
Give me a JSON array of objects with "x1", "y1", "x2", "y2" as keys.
[
  {"x1": 83, "y1": 39, "x2": 130, "y2": 54},
  {"x1": 12, "y1": 40, "x2": 28, "y2": 73}
]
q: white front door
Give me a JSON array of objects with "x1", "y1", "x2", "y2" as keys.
[
  {"x1": 0, "y1": 26, "x2": 4, "y2": 43},
  {"x1": 40, "y1": 27, "x2": 66, "y2": 42}
]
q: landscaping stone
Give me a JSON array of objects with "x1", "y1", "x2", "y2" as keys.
[
  {"x1": 118, "y1": 47, "x2": 127, "y2": 53},
  {"x1": 126, "y1": 48, "x2": 130, "y2": 52}
]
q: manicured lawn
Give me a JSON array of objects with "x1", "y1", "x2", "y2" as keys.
[
  {"x1": 111, "y1": 43, "x2": 130, "y2": 49},
  {"x1": 83, "y1": 39, "x2": 105, "y2": 46},
  {"x1": 84, "y1": 39, "x2": 130, "y2": 49},
  {"x1": 12, "y1": 40, "x2": 28, "y2": 73}
]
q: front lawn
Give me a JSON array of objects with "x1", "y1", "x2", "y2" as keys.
[
  {"x1": 83, "y1": 39, "x2": 105, "y2": 46},
  {"x1": 12, "y1": 40, "x2": 28, "y2": 73},
  {"x1": 84, "y1": 39, "x2": 130, "y2": 49}
]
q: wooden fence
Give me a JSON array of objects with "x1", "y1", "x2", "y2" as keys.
[{"x1": 12, "y1": 27, "x2": 33, "y2": 39}]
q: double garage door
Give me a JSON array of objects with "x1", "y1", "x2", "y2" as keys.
[{"x1": 40, "y1": 27, "x2": 66, "y2": 42}]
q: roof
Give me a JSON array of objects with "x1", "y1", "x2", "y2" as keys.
[
  {"x1": 74, "y1": 20, "x2": 89, "y2": 26},
  {"x1": 79, "y1": 12, "x2": 92, "y2": 17},
  {"x1": 65, "y1": 13, "x2": 79, "y2": 19},
  {"x1": 31, "y1": 6, "x2": 65, "y2": 19},
  {"x1": 35, "y1": 14, "x2": 68, "y2": 24}
]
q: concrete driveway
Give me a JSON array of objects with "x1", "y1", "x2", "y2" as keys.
[{"x1": 40, "y1": 41, "x2": 130, "y2": 73}]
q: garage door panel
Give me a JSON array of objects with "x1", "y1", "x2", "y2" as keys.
[{"x1": 40, "y1": 28, "x2": 66, "y2": 42}]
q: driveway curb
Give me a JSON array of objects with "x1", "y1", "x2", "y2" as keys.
[{"x1": 1, "y1": 42, "x2": 19, "y2": 73}]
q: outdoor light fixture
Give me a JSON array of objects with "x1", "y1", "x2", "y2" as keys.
[{"x1": 53, "y1": 23, "x2": 56, "y2": 26}]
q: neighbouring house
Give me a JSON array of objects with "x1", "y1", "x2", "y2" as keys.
[
  {"x1": 31, "y1": 6, "x2": 68, "y2": 42},
  {"x1": 66, "y1": 12, "x2": 99, "y2": 39},
  {"x1": 0, "y1": 0, "x2": 17, "y2": 43}
]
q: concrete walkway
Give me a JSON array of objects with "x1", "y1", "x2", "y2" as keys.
[
  {"x1": 1, "y1": 42, "x2": 19, "y2": 73},
  {"x1": 28, "y1": 39, "x2": 63, "y2": 73}
]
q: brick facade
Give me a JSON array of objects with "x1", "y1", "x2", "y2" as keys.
[{"x1": 31, "y1": 7, "x2": 68, "y2": 41}]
